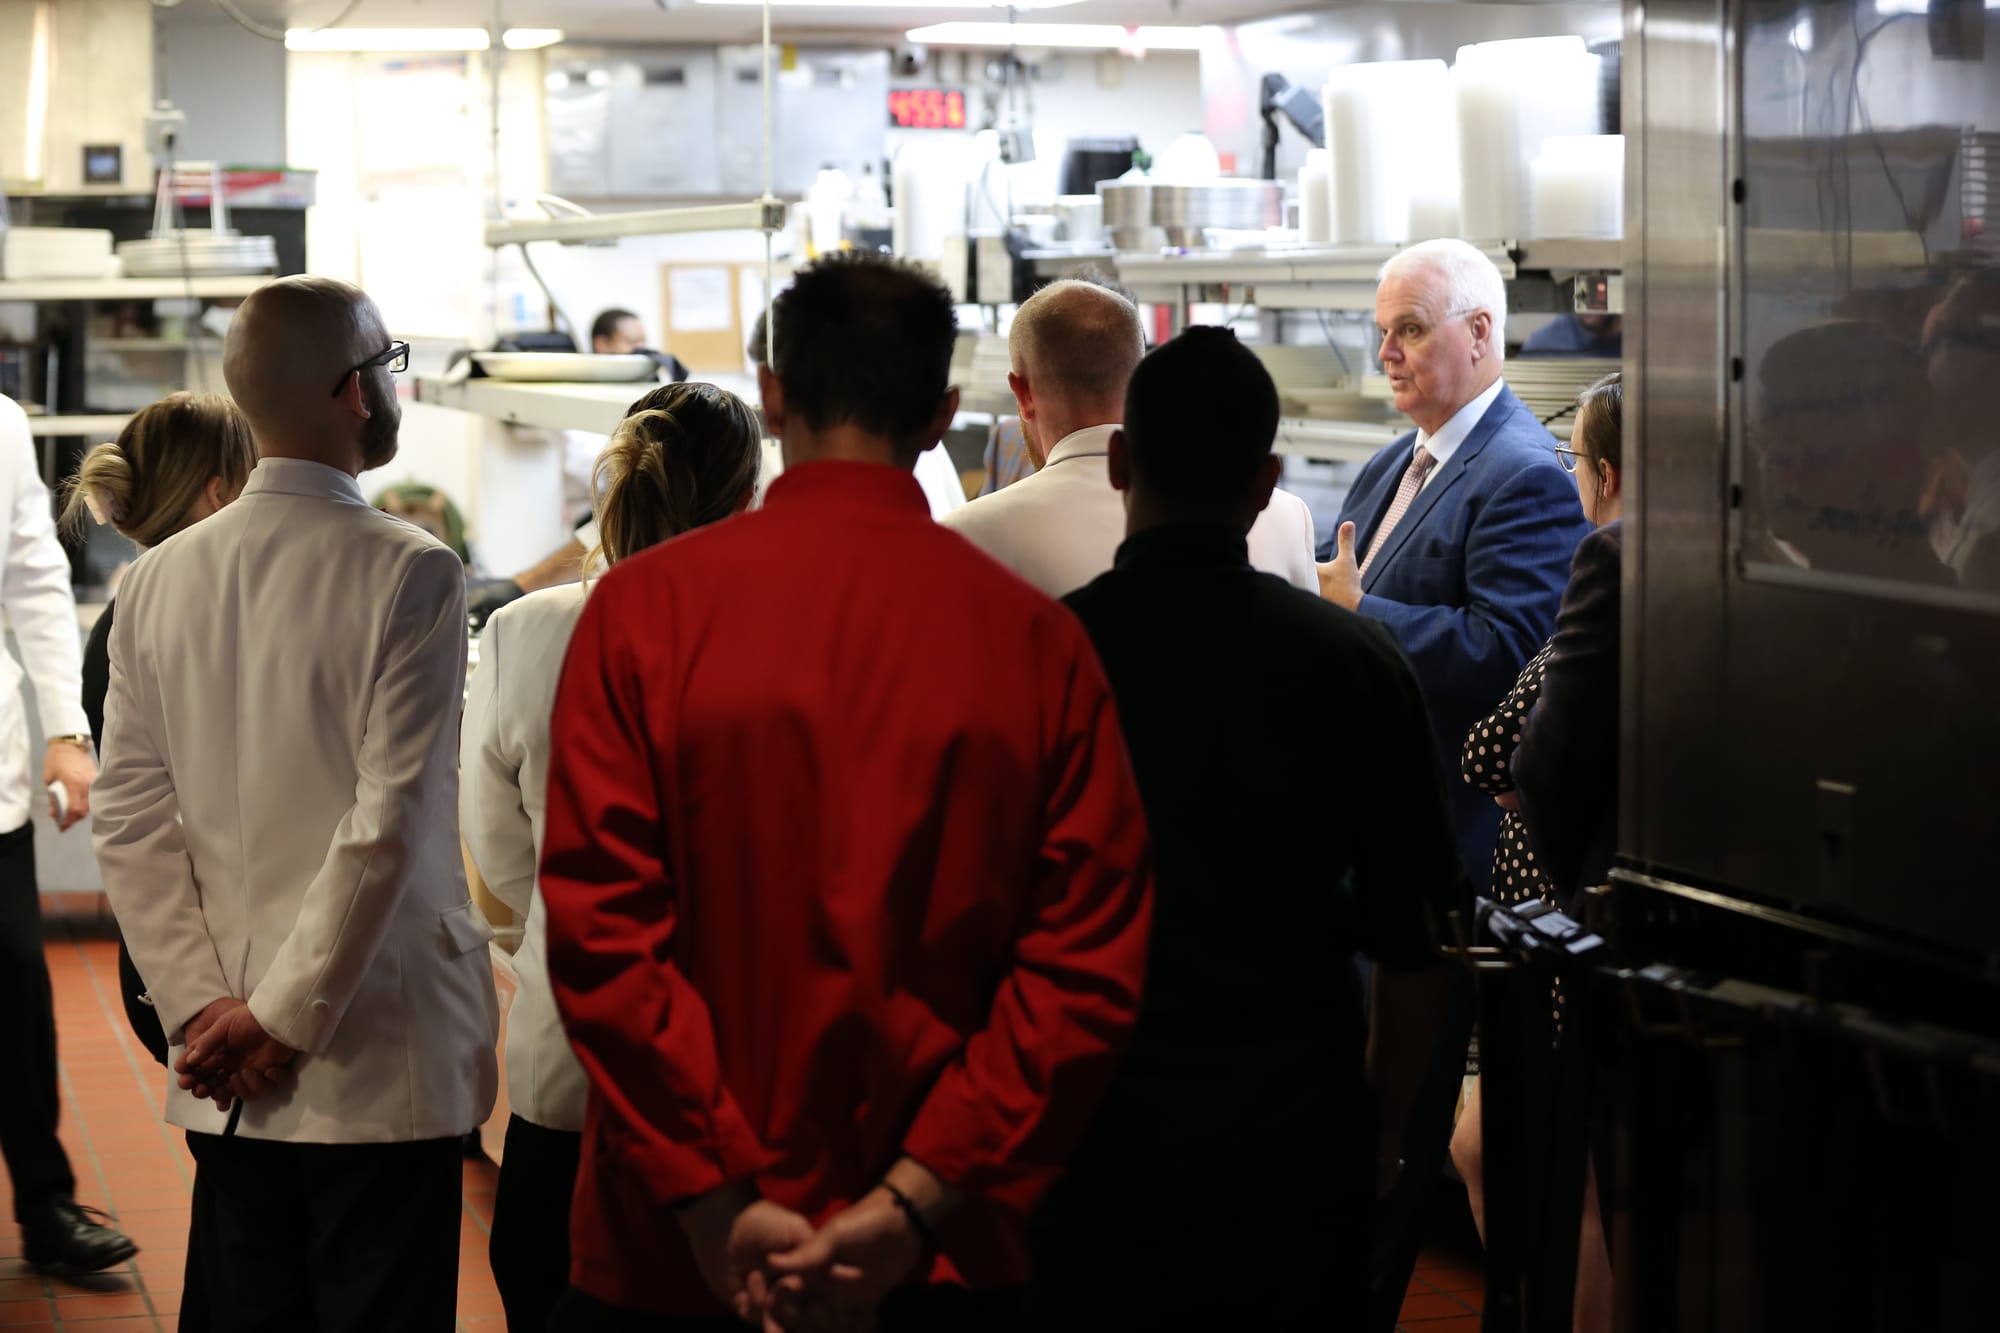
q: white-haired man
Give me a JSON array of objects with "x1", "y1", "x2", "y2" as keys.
[
  {"x1": 944, "y1": 279, "x2": 1320, "y2": 594},
  {"x1": 1315, "y1": 237, "x2": 1591, "y2": 1329}
]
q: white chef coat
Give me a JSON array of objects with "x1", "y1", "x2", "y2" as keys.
[
  {"x1": 940, "y1": 423, "x2": 1320, "y2": 597},
  {"x1": 0, "y1": 397, "x2": 90, "y2": 832},
  {"x1": 461, "y1": 584, "x2": 593, "y2": 1132},
  {"x1": 94, "y1": 458, "x2": 499, "y2": 1144}
]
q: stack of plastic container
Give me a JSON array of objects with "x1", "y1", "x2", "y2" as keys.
[
  {"x1": 1297, "y1": 148, "x2": 1332, "y2": 245},
  {"x1": 1320, "y1": 59, "x2": 1457, "y2": 246},
  {"x1": 1453, "y1": 36, "x2": 1603, "y2": 242},
  {"x1": 1529, "y1": 134, "x2": 1626, "y2": 238}
]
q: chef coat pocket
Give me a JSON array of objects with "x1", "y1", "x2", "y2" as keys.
[{"x1": 440, "y1": 901, "x2": 498, "y2": 957}]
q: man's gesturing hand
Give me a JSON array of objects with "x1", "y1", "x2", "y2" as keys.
[{"x1": 1317, "y1": 521, "x2": 1364, "y2": 611}]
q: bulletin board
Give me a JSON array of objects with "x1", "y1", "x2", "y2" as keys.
[{"x1": 659, "y1": 262, "x2": 748, "y2": 371}]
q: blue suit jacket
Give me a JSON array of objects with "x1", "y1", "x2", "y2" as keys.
[{"x1": 1322, "y1": 383, "x2": 1591, "y2": 891}]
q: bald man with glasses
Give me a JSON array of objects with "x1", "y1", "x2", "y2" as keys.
[{"x1": 94, "y1": 276, "x2": 498, "y2": 1333}]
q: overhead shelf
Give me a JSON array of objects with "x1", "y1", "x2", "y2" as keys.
[
  {"x1": 0, "y1": 275, "x2": 272, "y2": 301},
  {"x1": 24, "y1": 414, "x2": 132, "y2": 436},
  {"x1": 1023, "y1": 238, "x2": 1623, "y2": 314},
  {"x1": 414, "y1": 371, "x2": 763, "y2": 436}
]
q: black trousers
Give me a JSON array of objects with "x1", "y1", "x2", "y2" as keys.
[
  {"x1": 184, "y1": 1131, "x2": 462, "y2": 1333},
  {"x1": 1366, "y1": 966, "x2": 1476, "y2": 1333},
  {"x1": 549, "y1": 1284, "x2": 1023, "y2": 1333},
  {"x1": 0, "y1": 823, "x2": 75, "y2": 1220},
  {"x1": 490, "y1": 1115, "x2": 582, "y2": 1333}
]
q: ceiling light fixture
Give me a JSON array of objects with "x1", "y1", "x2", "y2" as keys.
[
  {"x1": 903, "y1": 22, "x2": 1208, "y2": 51},
  {"x1": 695, "y1": 0, "x2": 1085, "y2": 8},
  {"x1": 283, "y1": 28, "x2": 492, "y2": 52},
  {"x1": 502, "y1": 29, "x2": 565, "y2": 50}
]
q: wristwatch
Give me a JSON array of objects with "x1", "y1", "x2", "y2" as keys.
[{"x1": 46, "y1": 734, "x2": 93, "y2": 750}]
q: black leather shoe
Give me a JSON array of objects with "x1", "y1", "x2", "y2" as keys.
[{"x1": 22, "y1": 1198, "x2": 138, "y2": 1276}]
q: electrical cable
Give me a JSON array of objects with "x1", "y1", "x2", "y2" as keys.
[
  {"x1": 1314, "y1": 310, "x2": 1353, "y2": 377},
  {"x1": 210, "y1": 0, "x2": 361, "y2": 43}
]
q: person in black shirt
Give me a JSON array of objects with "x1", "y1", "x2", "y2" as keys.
[{"x1": 1028, "y1": 326, "x2": 1462, "y2": 1330}]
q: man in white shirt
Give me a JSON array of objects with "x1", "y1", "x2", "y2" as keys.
[
  {"x1": 942, "y1": 280, "x2": 1320, "y2": 596},
  {"x1": 93, "y1": 276, "x2": 499, "y2": 1332},
  {"x1": 0, "y1": 396, "x2": 135, "y2": 1276}
]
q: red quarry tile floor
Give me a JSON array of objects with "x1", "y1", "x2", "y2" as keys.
[{"x1": 26, "y1": 920, "x2": 1485, "y2": 1332}]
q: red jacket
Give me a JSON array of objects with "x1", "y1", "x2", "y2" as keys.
[{"x1": 539, "y1": 461, "x2": 1153, "y2": 1314}]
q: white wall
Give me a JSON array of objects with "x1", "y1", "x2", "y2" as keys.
[
  {"x1": 161, "y1": 17, "x2": 286, "y2": 167},
  {"x1": 886, "y1": 48, "x2": 1203, "y2": 191}
]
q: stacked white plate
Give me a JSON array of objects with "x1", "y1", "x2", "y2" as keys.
[
  {"x1": 963, "y1": 333, "x2": 1014, "y2": 406},
  {"x1": 1506, "y1": 356, "x2": 1621, "y2": 437},
  {"x1": 116, "y1": 229, "x2": 278, "y2": 278},
  {"x1": 1, "y1": 227, "x2": 116, "y2": 280}
]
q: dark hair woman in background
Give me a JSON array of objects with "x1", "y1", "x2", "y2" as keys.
[{"x1": 1452, "y1": 371, "x2": 1623, "y2": 1333}]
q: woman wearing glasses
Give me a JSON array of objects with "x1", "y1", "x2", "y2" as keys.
[
  {"x1": 1451, "y1": 370, "x2": 1622, "y2": 1333},
  {"x1": 459, "y1": 380, "x2": 762, "y2": 1333}
]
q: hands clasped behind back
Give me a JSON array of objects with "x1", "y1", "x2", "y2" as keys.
[
  {"x1": 681, "y1": 1182, "x2": 929, "y2": 1332},
  {"x1": 176, "y1": 997, "x2": 299, "y2": 1111}
]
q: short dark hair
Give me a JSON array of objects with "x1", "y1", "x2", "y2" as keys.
[
  {"x1": 1122, "y1": 326, "x2": 1280, "y2": 503},
  {"x1": 769, "y1": 253, "x2": 958, "y2": 450},
  {"x1": 591, "y1": 308, "x2": 641, "y2": 345}
]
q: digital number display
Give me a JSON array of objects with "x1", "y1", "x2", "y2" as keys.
[{"x1": 889, "y1": 89, "x2": 967, "y2": 130}]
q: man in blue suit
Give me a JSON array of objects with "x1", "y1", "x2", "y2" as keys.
[{"x1": 1316, "y1": 238, "x2": 1591, "y2": 1329}]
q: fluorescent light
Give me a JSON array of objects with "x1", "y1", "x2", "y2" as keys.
[
  {"x1": 697, "y1": 0, "x2": 1085, "y2": 6},
  {"x1": 284, "y1": 28, "x2": 491, "y2": 51},
  {"x1": 502, "y1": 29, "x2": 564, "y2": 50},
  {"x1": 905, "y1": 22, "x2": 1207, "y2": 50}
]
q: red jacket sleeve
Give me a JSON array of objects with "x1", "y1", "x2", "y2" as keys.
[
  {"x1": 539, "y1": 585, "x2": 767, "y2": 1203},
  {"x1": 902, "y1": 614, "x2": 1153, "y2": 1214}
]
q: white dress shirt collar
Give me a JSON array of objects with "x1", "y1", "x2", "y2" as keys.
[
  {"x1": 1043, "y1": 423, "x2": 1120, "y2": 467},
  {"x1": 243, "y1": 457, "x2": 367, "y2": 505},
  {"x1": 1413, "y1": 377, "x2": 1508, "y2": 482}
]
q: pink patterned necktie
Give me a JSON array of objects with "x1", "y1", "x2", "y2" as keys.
[{"x1": 1358, "y1": 444, "x2": 1437, "y2": 576}]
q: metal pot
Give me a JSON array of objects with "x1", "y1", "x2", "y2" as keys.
[{"x1": 1148, "y1": 180, "x2": 1284, "y2": 234}]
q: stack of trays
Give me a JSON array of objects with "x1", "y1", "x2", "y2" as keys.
[
  {"x1": 1505, "y1": 356, "x2": 1621, "y2": 437},
  {"x1": 1, "y1": 227, "x2": 116, "y2": 280},
  {"x1": 117, "y1": 229, "x2": 278, "y2": 278}
]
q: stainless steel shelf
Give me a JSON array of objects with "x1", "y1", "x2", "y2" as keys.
[
  {"x1": 24, "y1": 414, "x2": 132, "y2": 436},
  {"x1": 1022, "y1": 239, "x2": 1624, "y2": 314},
  {"x1": 0, "y1": 275, "x2": 271, "y2": 301},
  {"x1": 1275, "y1": 416, "x2": 1402, "y2": 463}
]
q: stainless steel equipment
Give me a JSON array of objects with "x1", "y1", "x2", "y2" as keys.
[
  {"x1": 1097, "y1": 178, "x2": 1283, "y2": 251},
  {"x1": 1097, "y1": 180, "x2": 1158, "y2": 251},
  {"x1": 1148, "y1": 180, "x2": 1284, "y2": 247}
]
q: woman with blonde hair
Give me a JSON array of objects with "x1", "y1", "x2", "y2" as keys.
[
  {"x1": 460, "y1": 380, "x2": 762, "y2": 1333},
  {"x1": 67, "y1": 392, "x2": 258, "y2": 1065}
]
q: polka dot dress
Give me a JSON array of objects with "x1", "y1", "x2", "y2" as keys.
[
  {"x1": 1463, "y1": 641, "x2": 1556, "y2": 907},
  {"x1": 1463, "y1": 642, "x2": 1565, "y2": 1033}
]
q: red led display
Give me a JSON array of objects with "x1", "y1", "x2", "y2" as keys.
[{"x1": 889, "y1": 88, "x2": 968, "y2": 130}]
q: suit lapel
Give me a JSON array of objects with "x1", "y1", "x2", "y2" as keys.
[{"x1": 1360, "y1": 385, "x2": 1525, "y2": 593}]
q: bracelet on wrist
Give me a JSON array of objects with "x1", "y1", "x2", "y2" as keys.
[
  {"x1": 46, "y1": 734, "x2": 92, "y2": 750},
  {"x1": 878, "y1": 1179, "x2": 935, "y2": 1249}
]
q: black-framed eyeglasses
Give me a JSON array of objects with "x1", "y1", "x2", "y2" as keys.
[
  {"x1": 1554, "y1": 445, "x2": 1581, "y2": 474},
  {"x1": 330, "y1": 342, "x2": 410, "y2": 398}
]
